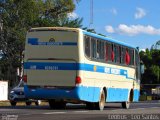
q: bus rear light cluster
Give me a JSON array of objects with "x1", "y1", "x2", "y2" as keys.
[
  {"x1": 75, "y1": 76, "x2": 82, "y2": 84},
  {"x1": 23, "y1": 75, "x2": 27, "y2": 83}
]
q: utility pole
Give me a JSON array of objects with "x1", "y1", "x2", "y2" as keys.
[
  {"x1": 89, "y1": 0, "x2": 93, "y2": 27},
  {"x1": 0, "y1": 15, "x2": 3, "y2": 56},
  {"x1": 0, "y1": 13, "x2": 3, "y2": 79},
  {"x1": 0, "y1": 21, "x2": 2, "y2": 31},
  {"x1": 0, "y1": 16, "x2": 3, "y2": 32}
]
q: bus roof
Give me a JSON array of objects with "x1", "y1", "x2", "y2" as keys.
[
  {"x1": 82, "y1": 30, "x2": 137, "y2": 49},
  {"x1": 29, "y1": 27, "x2": 80, "y2": 32},
  {"x1": 29, "y1": 27, "x2": 137, "y2": 50}
]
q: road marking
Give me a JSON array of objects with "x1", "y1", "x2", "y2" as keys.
[
  {"x1": 149, "y1": 107, "x2": 160, "y2": 109},
  {"x1": 136, "y1": 102, "x2": 160, "y2": 104},
  {"x1": 21, "y1": 113, "x2": 32, "y2": 116},
  {"x1": 43, "y1": 111, "x2": 89, "y2": 114},
  {"x1": 119, "y1": 107, "x2": 160, "y2": 111},
  {"x1": 43, "y1": 112, "x2": 67, "y2": 114},
  {"x1": 73, "y1": 111, "x2": 89, "y2": 113},
  {"x1": 130, "y1": 108, "x2": 145, "y2": 110},
  {"x1": 107, "y1": 106, "x2": 160, "y2": 112},
  {"x1": 109, "y1": 109, "x2": 124, "y2": 111},
  {"x1": 131, "y1": 107, "x2": 160, "y2": 110}
]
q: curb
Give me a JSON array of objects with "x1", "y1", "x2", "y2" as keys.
[{"x1": 136, "y1": 100, "x2": 160, "y2": 103}]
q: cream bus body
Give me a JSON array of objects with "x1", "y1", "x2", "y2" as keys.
[{"x1": 24, "y1": 27, "x2": 141, "y2": 110}]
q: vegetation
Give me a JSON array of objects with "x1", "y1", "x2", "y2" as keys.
[
  {"x1": 0, "y1": 0, "x2": 82, "y2": 85},
  {"x1": 140, "y1": 49, "x2": 160, "y2": 85}
]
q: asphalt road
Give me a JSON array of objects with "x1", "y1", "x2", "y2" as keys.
[{"x1": 0, "y1": 101, "x2": 160, "y2": 120}]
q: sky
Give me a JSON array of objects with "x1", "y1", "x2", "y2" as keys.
[{"x1": 69, "y1": 0, "x2": 160, "y2": 49}]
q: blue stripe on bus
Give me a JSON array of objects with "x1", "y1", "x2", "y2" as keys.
[
  {"x1": 133, "y1": 89, "x2": 140, "y2": 101},
  {"x1": 24, "y1": 62, "x2": 134, "y2": 80},
  {"x1": 79, "y1": 64, "x2": 128, "y2": 77},
  {"x1": 24, "y1": 85, "x2": 100, "y2": 102},
  {"x1": 83, "y1": 31, "x2": 136, "y2": 49},
  {"x1": 24, "y1": 62, "x2": 78, "y2": 70},
  {"x1": 24, "y1": 85, "x2": 140, "y2": 102},
  {"x1": 28, "y1": 38, "x2": 77, "y2": 46},
  {"x1": 107, "y1": 88, "x2": 129, "y2": 102}
]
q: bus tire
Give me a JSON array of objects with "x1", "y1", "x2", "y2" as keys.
[
  {"x1": 49, "y1": 100, "x2": 55, "y2": 109},
  {"x1": 56, "y1": 101, "x2": 66, "y2": 109},
  {"x1": 10, "y1": 101, "x2": 17, "y2": 106},
  {"x1": 35, "y1": 100, "x2": 41, "y2": 106},
  {"x1": 122, "y1": 101, "x2": 130, "y2": 109},
  {"x1": 49, "y1": 100, "x2": 66, "y2": 109},
  {"x1": 26, "y1": 101, "x2": 32, "y2": 106},
  {"x1": 95, "y1": 90, "x2": 105, "y2": 111},
  {"x1": 86, "y1": 102, "x2": 95, "y2": 110},
  {"x1": 122, "y1": 90, "x2": 132, "y2": 109}
]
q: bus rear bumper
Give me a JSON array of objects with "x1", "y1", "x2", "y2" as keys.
[{"x1": 24, "y1": 85, "x2": 101, "y2": 102}]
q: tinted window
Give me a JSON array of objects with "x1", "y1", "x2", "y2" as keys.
[
  {"x1": 97, "y1": 40, "x2": 105, "y2": 60},
  {"x1": 129, "y1": 49, "x2": 134, "y2": 65},
  {"x1": 84, "y1": 35, "x2": 136, "y2": 67},
  {"x1": 91, "y1": 38, "x2": 97, "y2": 59},
  {"x1": 85, "y1": 36, "x2": 91, "y2": 58},
  {"x1": 105, "y1": 42, "x2": 112, "y2": 62}
]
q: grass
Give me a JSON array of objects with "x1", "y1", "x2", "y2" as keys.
[
  {"x1": 0, "y1": 101, "x2": 10, "y2": 106},
  {"x1": 0, "y1": 100, "x2": 49, "y2": 106}
]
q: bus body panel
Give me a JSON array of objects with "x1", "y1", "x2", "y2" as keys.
[
  {"x1": 24, "y1": 85, "x2": 140, "y2": 102},
  {"x1": 25, "y1": 31, "x2": 78, "y2": 60},
  {"x1": 24, "y1": 85, "x2": 101, "y2": 102},
  {"x1": 24, "y1": 61, "x2": 140, "y2": 102},
  {"x1": 24, "y1": 60, "x2": 77, "y2": 86},
  {"x1": 24, "y1": 30, "x2": 79, "y2": 87},
  {"x1": 24, "y1": 27, "x2": 140, "y2": 104}
]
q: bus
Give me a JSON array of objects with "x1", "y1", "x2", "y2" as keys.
[{"x1": 23, "y1": 27, "x2": 142, "y2": 110}]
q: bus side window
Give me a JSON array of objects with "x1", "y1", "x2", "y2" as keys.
[
  {"x1": 97, "y1": 40, "x2": 105, "y2": 60},
  {"x1": 105, "y1": 42, "x2": 112, "y2": 62},
  {"x1": 114, "y1": 44, "x2": 117, "y2": 62},
  {"x1": 121, "y1": 47, "x2": 125, "y2": 64},
  {"x1": 100, "y1": 41, "x2": 105, "y2": 60},
  {"x1": 115, "y1": 45, "x2": 120, "y2": 63},
  {"x1": 85, "y1": 36, "x2": 91, "y2": 58},
  {"x1": 97, "y1": 40, "x2": 100, "y2": 59},
  {"x1": 105, "y1": 42, "x2": 108, "y2": 62},
  {"x1": 130, "y1": 49, "x2": 134, "y2": 65},
  {"x1": 125, "y1": 48, "x2": 130, "y2": 65},
  {"x1": 128, "y1": 48, "x2": 134, "y2": 66},
  {"x1": 119, "y1": 46, "x2": 122, "y2": 63},
  {"x1": 111, "y1": 44, "x2": 115, "y2": 62},
  {"x1": 91, "y1": 38, "x2": 96, "y2": 59}
]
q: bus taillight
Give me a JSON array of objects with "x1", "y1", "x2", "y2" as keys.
[
  {"x1": 75, "y1": 76, "x2": 82, "y2": 84},
  {"x1": 23, "y1": 75, "x2": 27, "y2": 83}
]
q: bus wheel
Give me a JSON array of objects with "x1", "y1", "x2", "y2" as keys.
[
  {"x1": 35, "y1": 100, "x2": 41, "y2": 106},
  {"x1": 10, "y1": 101, "x2": 17, "y2": 106},
  {"x1": 95, "y1": 90, "x2": 105, "y2": 111},
  {"x1": 49, "y1": 100, "x2": 55, "y2": 109},
  {"x1": 26, "y1": 101, "x2": 32, "y2": 106},
  {"x1": 49, "y1": 100, "x2": 66, "y2": 109},
  {"x1": 86, "y1": 102, "x2": 95, "y2": 110},
  {"x1": 55, "y1": 101, "x2": 66, "y2": 109},
  {"x1": 122, "y1": 101, "x2": 130, "y2": 109}
]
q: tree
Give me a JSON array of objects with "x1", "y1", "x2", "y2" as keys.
[
  {"x1": 83, "y1": 27, "x2": 106, "y2": 36},
  {"x1": 151, "y1": 40, "x2": 160, "y2": 50},
  {"x1": 0, "y1": 0, "x2": 83, "y2": 85},
  {"x1": 0, "y1": 0, "x2": 42, "y2": 82},
  {"x1": 150, "y1": 65, "x2": 160, "y2": 83},
  {"x1": 140, "y1": 49, "x2": 160, "y2": 84}
]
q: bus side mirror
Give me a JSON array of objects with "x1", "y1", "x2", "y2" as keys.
[{"x1": 140, "y1": 63, "x2": 144, "y2": 74}]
